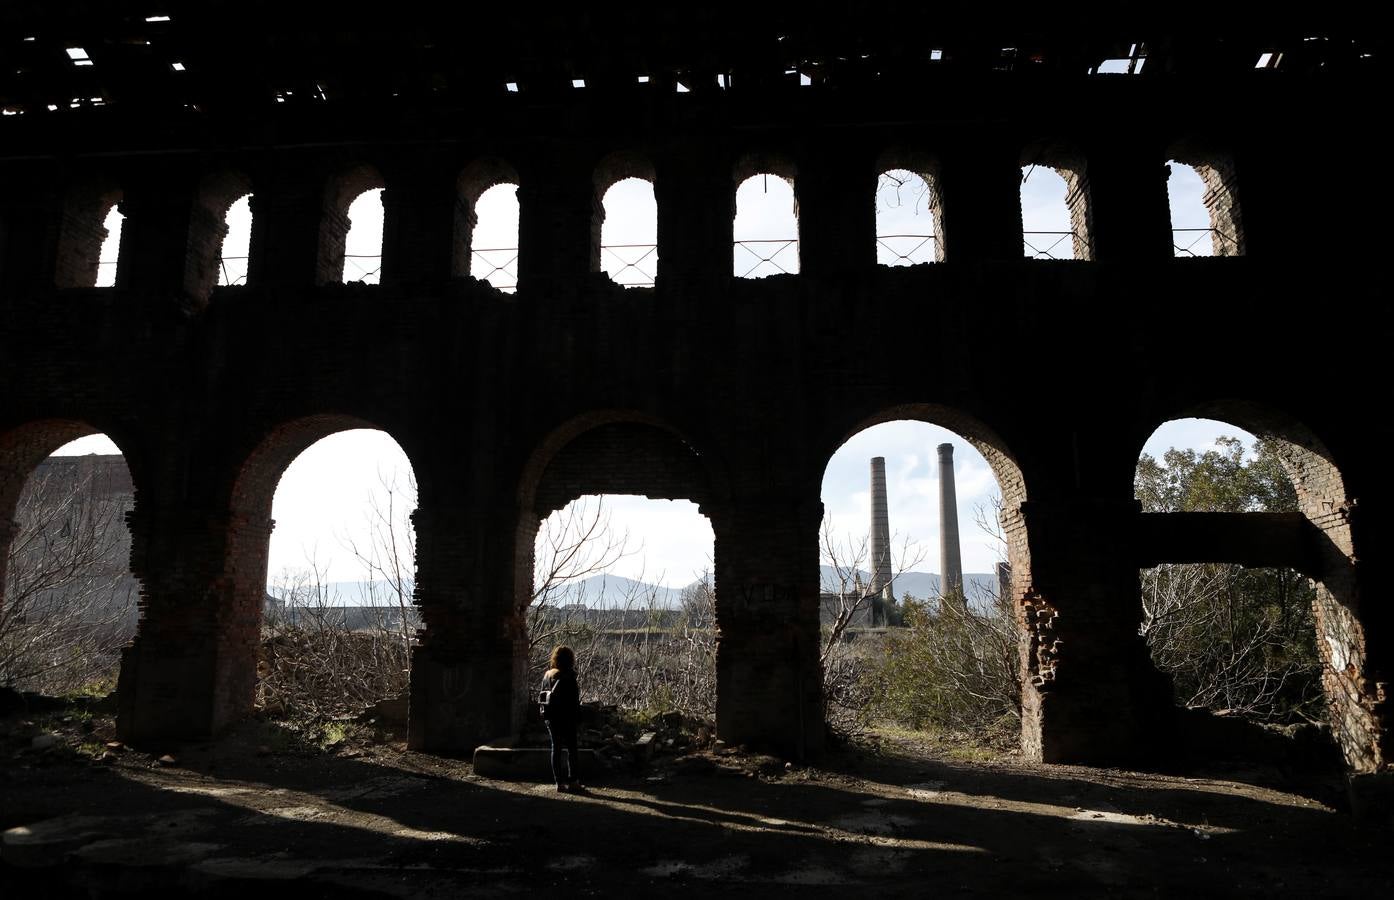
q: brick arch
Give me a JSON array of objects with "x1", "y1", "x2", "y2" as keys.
[
  {"x1": 1136, "y1": 400, "x2": 1377, "y2": 772},
  {"x1": 1166, "y1": 137, "x2": 1243, "y2": 256},
  {"x1": 1020, "y1": 140, "x2": 1093, "y2": 261},
  {"x1": 54, "y1": 177, "x2": 123, "y2": 288},
  {"x1": 317, "y1": 163, "x2": 387, "y2": 285},
  {"x1": 185, "y1": 169, "x2": 254, "y2": 301},
  {"x1": 0, "y1": 418, "x2": 142, "y2": 616},
  {"x1": 211, "y1": 415, "x2": 421, "y2": 725},
  {"x1": 817, "y1": 402, "x2": 1039, "y2": 742},
  {"x1": 514, "y1": 411, "x2": 725, "y2": 619},
  {"x1": 519, "y1": 411, "x2": 721, "y2": 519},
  {"x1": 591, "y1": 150, "x2": 657, "y2": 277},
  {"x1": 453, "y1": 157, "x2": 520, "y2": 279},
  {"x1": 874, "y1": 146, "x2": 946, "y2": 263}
]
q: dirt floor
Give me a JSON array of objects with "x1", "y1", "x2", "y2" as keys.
[{"x1": 2, "y1": 705, "x2": 1391, "y2": 898}]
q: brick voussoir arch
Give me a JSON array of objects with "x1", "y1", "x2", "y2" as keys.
[{"x1": 1135, "y1": 397, "x2": 1380, "y2": 772}]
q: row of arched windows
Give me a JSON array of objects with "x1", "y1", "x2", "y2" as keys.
[{"x1": 61, "y1": 156, "x2": 1241, "y2": 294}]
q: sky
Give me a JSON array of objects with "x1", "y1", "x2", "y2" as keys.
[{"x1": 63, "y1": 161, "x2": 1227, "y2": 587}]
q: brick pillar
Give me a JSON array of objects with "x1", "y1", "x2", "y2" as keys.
[
  {"x1": 516, "y1": 155, "x2": 594, "y2": 294},
  {"x1": 937, "y1": 142, "x2": 1022, "y2": 262},
  {"x1": 0, "y1": 517, "x2": 17, "y2": 610},
  {"x1": 798, "y1": 145, "x2": 876, "y2": 277},
  {"x1": 255, "y1": 166, "x2": 322, "y2": 289},
  {"x1": 380, "y1": 161, "x2": 455, "y2": 288},
  {"x1": 118, "y1": 503, "x2": 263, "y2": 743},
  {"x1": 118, "y1": 171, "x2": 198, "y2": 298},
  {"x1": 713, "y1": 493, "x2": 824, "y2": 759},
  {"x1": 408, "y1": 502, "x2": 527, "y2": 751},
  {"x1": 1344, "y1": 496, "x2": 1393, "y2": 814},
  {"x1": 0, "y1": 181, "x2": 53, "y2": 295},
  {"x1": 1084, "y1": 149, "x2": 1173, "y2": 263},
  {"x1": 1018, "y1": 498, "x2": 1173, "y2": 766},
  {"x1": 653, "y1": 147, "x2": 731, "y2": 286}
]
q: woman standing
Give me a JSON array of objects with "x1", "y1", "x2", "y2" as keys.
[{"x1": 540, "y1": 645, "x2": 583, "y2": 792}]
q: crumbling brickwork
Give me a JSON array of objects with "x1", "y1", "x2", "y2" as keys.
[{"x1": 0, "y1": 10, "x2": 1388, "y2": 776}]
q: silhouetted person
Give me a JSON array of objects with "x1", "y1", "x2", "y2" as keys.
[{"x1": 540, "y1": 645, "x2": 583, "y2": 792}]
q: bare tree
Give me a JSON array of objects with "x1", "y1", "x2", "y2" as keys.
[
  {"x1": 819, "y1": 513, "x2": 926, "y2": 731},
  {"x1": 0, "y1": 461, "x2": 138, "y2": 694},
  {"x1": 528, "y1": 496, "x2": 636, "y2": 652}
]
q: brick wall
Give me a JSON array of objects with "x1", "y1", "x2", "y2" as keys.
[{"x1": 0, "y1": 33, "x2": 1388, "y2": 772}]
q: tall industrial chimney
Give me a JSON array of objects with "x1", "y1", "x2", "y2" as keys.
[
  {"x1": 868, "y1": 456, "x2": 894, "y2": 623},
  {"x1": 937, "y1": 443, "x2": 964, "y2": 600}
]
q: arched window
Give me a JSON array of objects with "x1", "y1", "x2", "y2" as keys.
[
  {"x1": 1168, "y1": 159, "x2": 1242, "y2": 257},
  {"x1": 875, "y1": 167, "x2": 943, "y2": 266},
  {"x1": 218, "y1": 194, "x2": 253, "y2": 285},
  {"x1": 342, "y1": 189, "x2": 384, "y2": 284},
  {"x1": 185, "y1": 172, "x2": 254, "y2": 299},
  {"x1": 317, "y1": 166, "x2": 385, "y2": 286},
  {"x1": 469, "y1": 183, "x2": 520, "y2": 292},
  {"x1": 93, "y1": 205, "x2": 123, "y2": 287},
  {"x1": 55, "y1": 183, "x2": 124, "y2": 288},
  {"x1": 733, "y1": 168, "x2": 799, "y2": 279},
  {"x1": 1021, "y1": 164, "x2": 1091, "y2": 260},
  {"x1": 599, "y1": 177, "x2": 658, "y2": 288}
]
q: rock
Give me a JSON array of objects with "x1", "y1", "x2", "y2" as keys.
[
  {"x1": 695, "y1": 726, "x2": 711, "y2": 747},
  {"x1": 661, "y1": 711, "x2": 683, "y2": 729},
  {"x1": 30, "y1": 734, "x2": 59, "y2": 751},
  {"x1": 634, "y1": 731, "x2": 658, "y2": 764},
  {"x1": 105, "y1": 741, "x2": 124, "y2": 750},
  {"x1": 156, "y1": 754, "x2": 177, "y2": 766}
]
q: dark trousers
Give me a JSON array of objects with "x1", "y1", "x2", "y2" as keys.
[{"x1": 546, "y1": 720, "x2": 579, "y2": 785}]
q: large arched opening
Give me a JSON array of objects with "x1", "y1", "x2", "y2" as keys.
[
  {"x1": 221, "y1": 417, "x2": 419, "y2": 731},
  {"x1": 818, "y1": 406, "x2": 1030, "y2": 749},
  {"x1": 518, "y1": 415, "x2": 720, "y2": 743},
  {"x1": 1135, "y1": 405, "x2": 1371, "y2": 772},
  {"x1": 0, "y1": 423, "x2": 141, "y2": 696}
]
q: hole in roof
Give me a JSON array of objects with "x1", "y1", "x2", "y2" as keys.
[
  {"x1": 145, "y1": 15, "x2": 171, "y2": 22},
  {"x1": 572, "y1": 78, "x2": 586, "y2": 88},
  {"x1": 675, "y1": 81, "x2": 689, "y2": 93},
  {"x1": 170, "y1": 61, "x2": 185, "y2": 71},
  {"x1": 66, "y1": 47, "x2": 93, "y2": 66},
  {"x1": 930, "y1": 49, "x2": 943, "y2": 61},
  {"x1": 636, "y1": 75, "x2": 650, "y2": 83},
  {"x1": 505, "y1": 81, "x2": 519, "y2": 92}
]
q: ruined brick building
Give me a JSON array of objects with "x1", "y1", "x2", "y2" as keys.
[{"x1": 0, "y1": 6, "x2": 1388, "y2": 800}]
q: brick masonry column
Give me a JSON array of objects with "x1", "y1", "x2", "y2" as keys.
[
  {"x1": 653, "y1": 145, "x2": 731, "y2": 287},
  {"x1": 380, "y1": 159, "x2": 456, "y2": 288},
  {"x1": 797, "y1": 144, "x2": 877, "y2": 277},
  {"x1": 0, "y1": 180, "x2": 55, "y2": 295},
  {"x1": 712, "y1": 493, "x2": 824, "y2": 759},
  {"x1": 0, "y1": 517, "x2": 17, "y2": 608},
  {"x1": 1017, "y1": 498, "x2": 1174, "y2": 766},
  {"x1": 1085, "y1": 148, "x2": 1173, "y2": 263},
  {"x1": 117, "y1": 501, "x2": 262, "y2": 743},
  {"x1": 937, "y1": 141, "x2": 1022, "y2": 262},
  {"x1": 515, "y1": 153, "x2": 594, "y2": 294},
  {"x1": 117, "y1": 169, "x2": 198, "y2": 299},
  {"x1": 408, "y1": 501, "x2": 526, "y2": 752},
  {"x1": 255, "y1": 164, "x2": 323, "y2": 290}
]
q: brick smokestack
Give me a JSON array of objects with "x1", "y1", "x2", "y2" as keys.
[
  {"x1": 937, "y1": 443, "x2": 964, "y2": 599},
  {"x1": 869, "y1": 456, "x2": 894, "y2": 623}
]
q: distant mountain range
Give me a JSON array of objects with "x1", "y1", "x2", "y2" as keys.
[
  {"x1": 545, "y1": 567, "x2": 1001, "y2": 609},
  {"x1": 271, "y1": 569, "x2": 1003, "y2": 609}
]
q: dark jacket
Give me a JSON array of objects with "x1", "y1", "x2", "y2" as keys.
[{"x1": 540, "y1": 668, "x2": 580, "y2": 725}]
